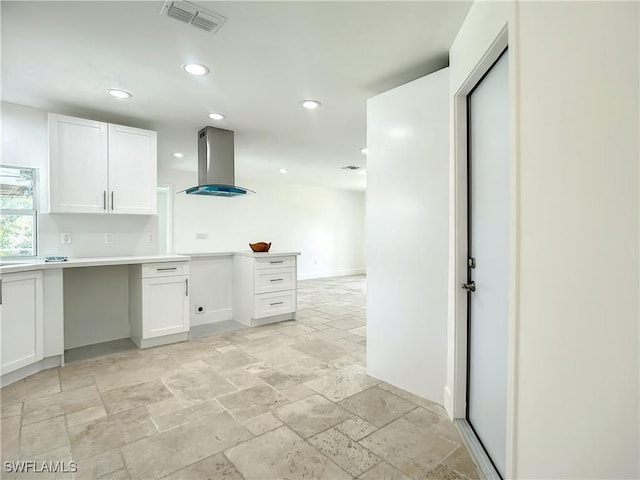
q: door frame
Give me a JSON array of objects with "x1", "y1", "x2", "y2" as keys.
[
  {"x1": 157, "y1": 183, "x2": 174, "y2": 254},
  {"x1": 448, "y1": 24, "x2": 520, "y2": 478}
]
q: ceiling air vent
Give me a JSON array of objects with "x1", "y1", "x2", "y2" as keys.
[{"x1": 160, "y1": 1, "x2": 227, "y2": 34}]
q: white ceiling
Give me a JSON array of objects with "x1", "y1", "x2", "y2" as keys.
[{"x1": 1, "y1": 1, "x2": 471, "y2": 191}]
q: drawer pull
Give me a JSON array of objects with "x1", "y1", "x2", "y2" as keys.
[
  {"x1": 270, "y1": 278, "x2": 284, "y2": 282},
  {"x1": 156, "y1": 267, "x2": 178, "y2": 271},
  {"x1": 270, "y1": 301, "x2": 284, "y2": 306},
  {"x1": 270, "y1": 260, "x2": 284, "y2": 264}
]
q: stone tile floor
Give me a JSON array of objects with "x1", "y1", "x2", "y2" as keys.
[{"x1": 1, "y1": 275, "x2": 481, "y2": 480}]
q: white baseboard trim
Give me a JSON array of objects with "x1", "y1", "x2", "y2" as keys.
[
  {"x1": 456, "y1": 419, "x2": 501, "y2": 480},
  {"x1": 444, "y1": 385, "x2": 454, "y2": 418},
  {"x1": 298, "y1": 268, "x2": 366, "y2": 281},
  {"x1": 190, "y1": 307, "x2": 233, "y2": 327},
  {"x1": 1, "y1": 356, "x2": 62, "y2": 387}
]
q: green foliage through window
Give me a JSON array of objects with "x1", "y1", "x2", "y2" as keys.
[{"x1": 0, "y1": 166, "x2": 37, "y2": 257}]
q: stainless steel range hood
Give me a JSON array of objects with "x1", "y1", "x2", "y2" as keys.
[{"x1": 183, "y1": 127, "x2": 254, "y2": 197}]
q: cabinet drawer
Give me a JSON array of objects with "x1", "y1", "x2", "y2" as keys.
[
  {"x1": 142, "y1": 262, "x2": 187, "y2": 278},
  {"x1": 254, "y1": 290, "x2": 296, "y2": 319},
  {"x1": 255, "y1": 256, "x2": 296, "y2": 270},
  {"x1": 254, "y1": 267, "x2": 295, "y2": 294}
]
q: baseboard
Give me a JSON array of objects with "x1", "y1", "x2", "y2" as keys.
[
  {"x1": 139, "y1": 332, "x2": 189, "y2": 349},
  {"x1": 298, "y1": 268, "x2": 366, "y2": 281},
  {"x1": 443, "y1": 385, "x2": 454, "y2": 418},
  {"x1": 456, "y1": 419, "x2": 501, "y2": 480},
  {"x1": 190, "y1": 307, "x2": 233, "y2": 326},
  {"x1": 1, "y1": 356, "x2": 63, "y2": 387}
]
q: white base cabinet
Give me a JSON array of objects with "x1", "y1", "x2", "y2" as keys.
[
  {"x1": 130, "y1": 262, "x2": 189, "y2": 348},
  {"x1": 1, "y1": 271, "x2": 44, "y2": 374},
  {"x1": 233, "y1": 253, "x2": 298, "y2": 326}
]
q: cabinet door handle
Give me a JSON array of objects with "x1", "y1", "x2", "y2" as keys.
[
  {"x1": 111, "y1": 191, "x2": 114, "y2": 211},
  {"x1": 270, "y1": 278, "x2": 284, "y2": 282},
  {"x1": 270, "y1": 301, "x2": 284, "y2": 306},
  {"x1": 156, "y1": 267, "x2": 178, "y2": 271},
  {"x1": 185, "y1": 278, "x2": 189, "y2": 296},
  {"x1": 270, "y1": 260, "x2": 284, "y2": 264},
  {"x1": 103, "y1": 191, "x2": 107, "y2": 211}
]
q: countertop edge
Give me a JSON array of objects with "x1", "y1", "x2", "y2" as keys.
[
  {"x1": 233, "y1": 251, "x2": 301, "y2": 258},
  {"x1": 0, "y1": 251, "x2": 301, "y2": 274},
  {"x1": 0, "y1": 255, "x2": 191, "y2": 274}
]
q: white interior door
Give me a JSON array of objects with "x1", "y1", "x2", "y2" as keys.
[{"x1": 467, "y1": 49, "x2": 509, "y2": 477}]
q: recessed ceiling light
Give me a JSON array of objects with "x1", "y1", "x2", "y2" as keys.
[
  {"x1": 279, "y1": 168, "x2": 288, "y2": 174},
  {"x1": 182, "y1": 63, "x2": 210, "y2": 76},
  {"x1": 172, "y1": 152, "x2": 184, "y2": 159},
  {"x1": 300, "y1": 100, "x2": 321, "y2": 110},
  {"x1": 360, "y1": 147, "x2": 368, "y2": 155},
  {"x1": 208, "y1": 113, "x2": 225, "y2": 120},
  {"x1": 106, "y1": 89, "x2": 132, "y2": 99}
]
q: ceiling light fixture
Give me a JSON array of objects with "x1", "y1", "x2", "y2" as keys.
[
  {"x1": 208, "y1": 113, "x2": 225, "y2": 121},
  {"x1": 279, "y1": 168, "x2": 288, "y2": 174},
  {"x1": 360, "y1": 147, "x2": 369, "y2": 155},
  {"x1": 172, "y1": 152, "x2": 184, "y2": 159},
  {"x1": 300, "y1": 100, "x2": 321, "y2": 110},
  {"x1": 182, "y1": 63, "x2": 210, "y2": 76},
  {"x1": 106, "y1": 89, "x2": 132, "y2": 99}
]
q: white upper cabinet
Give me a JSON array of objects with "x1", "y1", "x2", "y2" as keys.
[
  {"x1": 108, "y1": 124, "x2": 157, "y2": 214},
  {"x1": 48, "y1": 114, "x2": 157, "y2": 215},
  {"x1": 49, "y1": 115, "x2": 108, "y2": 213}
]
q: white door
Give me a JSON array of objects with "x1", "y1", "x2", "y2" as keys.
[
  {"x1": 142, "y1": 276, "x2": 189, "y2": 339},
  {"x1": 466, "y1": 49, "x2": 509, "y2": 476},
  {"x1": 48, "y1": 114, "x2": 108, "y2": 213},
  {"x1": 108, "y1": 124, "x2": 157, "y2": 215},
  {"x1": 1, "y1": 271, "x2": 43, "y2": 374}
]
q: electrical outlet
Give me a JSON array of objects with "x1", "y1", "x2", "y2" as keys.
[
  {"x1": 147, "y1": 232, "x2": 154, "y2": 243},
  {"x1": 195, "y1": 305, "x2": 205, "y2": 314},
  {"x1": 105, "y1": 233, "x2": 114, "y2": 244},
  {"x1": 61, "y1": 233, "x2": 72, "y2": 244},
  {"x1": 195, "y1": 233, "x2": 209, "y2": 240}
]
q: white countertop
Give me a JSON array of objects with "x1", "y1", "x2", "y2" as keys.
[
  {"x1": 0, "y1": 251, "x2": 301, "y2": 274},
  {"x1": 0, "y1": 254, "x2": 190, "y2": 274},
  {"x1": 233, "y1": 251, "x2": 301, "y2": 258},
  {"x1": 177, "y1": 252, "x2": 234, "y2": 257}
]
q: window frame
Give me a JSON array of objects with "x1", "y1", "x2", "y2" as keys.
[{"x1": 0, "y1": 165, "x2": 38, "y2": 260}]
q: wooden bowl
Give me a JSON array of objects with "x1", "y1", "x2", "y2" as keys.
[{"x1": 249, "y1": 242, "x2": 271, "y2": 252}]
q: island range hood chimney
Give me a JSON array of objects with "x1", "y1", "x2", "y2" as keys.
[{"x1": 182, "y1": 126, "x2": 254, "y2": 197}]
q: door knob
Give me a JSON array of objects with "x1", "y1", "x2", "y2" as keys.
[{"x1": 461, "y1": 281, "x2": 476, "y2": 292}]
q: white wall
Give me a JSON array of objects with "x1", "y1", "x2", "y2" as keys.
[
  {"x1": 447, "y1": 1, "x2": 639, "y2": 478},
  {"x1": 515, "y1": 2, "x2": 638, "y2": 478},
  {"x1": 63, "y1": 265, "x2": 130, "y2": 349},
  {"x1": 366, "y1": 68, "x2": 449, "y2": 404},
  {"x1": 1, "y1": 102, "x2": 158, "y2": 258},
  {"x1": 188, "y1": 255, "x2": 233, "y2": 326},
  {"x1": 158, "y1": 169, "x2": 366, "y2": 280}
]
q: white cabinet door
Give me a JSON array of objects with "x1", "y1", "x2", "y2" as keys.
[
  {"x1": 108, "y1": 124, "x2": 157, "y2": 215},
  {"x1": 142, "y1": 276, "x2": 188, "y2": 339},
  {"x1": 1, "y1": 271, "x2": 43, "y2": 374},
  {"x1": 49, "y1": 114, "x2": 108, "y2": 213}
]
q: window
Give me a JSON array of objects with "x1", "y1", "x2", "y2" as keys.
[{"x1": 0, "y1": 166, "x2": 38, "y2": 258}]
